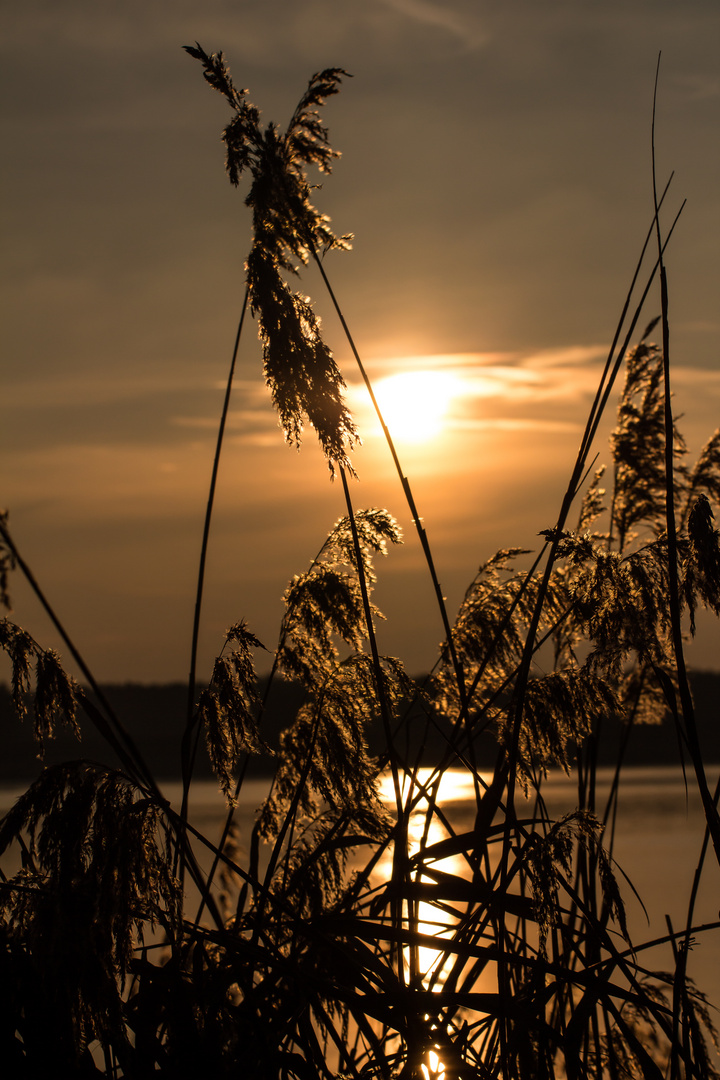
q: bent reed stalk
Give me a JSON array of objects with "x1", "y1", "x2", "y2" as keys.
[{"x1": 1, "y1": 48, "x2": 720, "y2": 1078}]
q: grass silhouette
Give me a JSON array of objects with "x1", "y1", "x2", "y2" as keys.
[{"x1": 0, "y1": 48, "x2": 719, "y2": 1078}]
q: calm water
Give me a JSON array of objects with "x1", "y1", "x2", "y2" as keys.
[{"x1": 2, "y1": 765, "x2": 719, "y2": 1010}]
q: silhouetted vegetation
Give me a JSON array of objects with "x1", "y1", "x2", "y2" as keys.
[
  {"x1": 1, "y1": 50, "x2": 719, "y2": 1077},
  {"x1": 2, "y1": 675, "x2": 720, "y2": 783}
]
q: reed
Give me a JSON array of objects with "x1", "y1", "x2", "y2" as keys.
[{"x1": 0, "y1": 48, "x2": 719, "y2": 1078}]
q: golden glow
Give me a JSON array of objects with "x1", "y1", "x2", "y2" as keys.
[
  {"x1": 378, "y1": 768, "x2": 479, "y2": 806},
  {"x1": 373, "y1": 370, "x2": 463, "y2": 442},
  {"x1": 377, "y1": 769, "x2": 484, "y2": 993},
  {"x1": 421, "y1": 1050, "x2": 446, "y2": 1080}
]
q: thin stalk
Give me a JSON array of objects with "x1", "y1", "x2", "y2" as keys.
[
  {"x1": 502, "y1": 199, "x2": 686, "y2": 820},
  {"x1": 650, "y1": 57, "x2": 720, "y2": 864},
  {"x1": 576, "y1": 174, "x2": 673, "y2": 475},
  {"x1": 272, "y1": 172, "x2": 462, "y2": 702},
  {"x1": 0, "y1": 521, "x2": 237, "y2": 945},
  {"x1": 489, "y1": 182, "x2": 687, "y2": 1073},
  {"x1": 338, "y1": 468, "x2": 401, "y2": 805},
  {"x1": 339, "y1": 464, "x2": 410, "y2": 987},
  {"x1": 178, "y1": 285, "x2": 250, "y2": 835},
  {"x1": 0, "y1": 517, "x2": 158, "y2": 797},
  {"x1": 309, "y1": 249, "x2": 471, "y2": 728},
  {"x1": 678, "y1": 773, "x2": 720, "y2": 1013}
]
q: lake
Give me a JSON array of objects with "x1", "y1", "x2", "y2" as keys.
[{"x1": 2, "y1": 763, "x2": 719, "y2": 1012}]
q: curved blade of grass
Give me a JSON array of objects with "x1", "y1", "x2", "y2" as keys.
[{"x1": 650, "y1": 56, "x2": 720, "y2": 866}]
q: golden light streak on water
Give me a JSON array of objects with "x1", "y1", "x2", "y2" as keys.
[
  {"x1": 377, "y1": 767, "x2": 496, "y2": 995},
  {"x1": 421, "y1": 1048, "x2": 446, "y2": 1080}
]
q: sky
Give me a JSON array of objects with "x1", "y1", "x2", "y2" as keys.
[{"x1": 2, "y1": 0, "x2": 720, "y2": 683}]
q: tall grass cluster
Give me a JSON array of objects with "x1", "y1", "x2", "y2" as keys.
[{"x1": 1, "y1": 49, "x2": 719, "y2": 1078}]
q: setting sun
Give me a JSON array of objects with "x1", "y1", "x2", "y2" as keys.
[{"x1": 373, "y1": 370, "x2": 463, "y2": 442}]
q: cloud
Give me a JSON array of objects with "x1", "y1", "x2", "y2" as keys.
[
  {"x1": 171, "y1": 406, "x2": 285, "y2": 447},
  {"x1": 672, "y1": 367, "x2": 720, "y2": 389},
  {"x1": 7, "y1": 0, "x2": 477, "y2": 74},
  {"x1": 453, "y1": 418, "x2": 584, "y2": 434},
  {"x1": 347, "y1": 349, "x2": 720, "y2": 454},
  {"x1": 376, "y1": 0, "x2": 488, "y2": 49},
  {"x1": 2, "y1": 373, "x2": 211, "y2": 410},
  {"x1": 353, "y1": 347, "x2": 610, "y2": 411},
  {"x1": 522, "y1": 346, "x2": 610, "y2": 369},
  {"x1": 676, "y1": 320, "x2": 720, "y2": 337},
  {"x1": 673, "y1": 73, "x2": 720, "y2": 101}
]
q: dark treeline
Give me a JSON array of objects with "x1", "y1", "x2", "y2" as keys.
[{"x1": 1, "y1": 670, "x2": 718, "y2": 784}]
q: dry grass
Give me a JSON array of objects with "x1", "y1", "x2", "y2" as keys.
[{"x1": 0, "y1": 49, "x2": 719, "y2": 1078}]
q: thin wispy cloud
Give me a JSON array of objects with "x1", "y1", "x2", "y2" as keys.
[
  {"x1": 3, "y1": 373, "x2": 214, "y2": 410},
  {"x1": 171, "y1": 407, "x2": 282, "y2": 446},
  {"x1": 376, "y1": 0, "x2": 488, "y2": 48},
  {"x1": 672, "y1": 367, "x2": 720, "y2": 389},
  {"x1": 348, "y1": 349, "x2": 720, "y2": 443},
  {"x1": 454, "y1": 418, "x2": 584, "y2": 434},
  {"x1": 673, "y1": 73, "x2": 720, "y2": 101}
]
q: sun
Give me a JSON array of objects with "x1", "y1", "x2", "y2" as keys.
[{"x1": 372, "y1": 370, "x2": 462, "y2": 443}]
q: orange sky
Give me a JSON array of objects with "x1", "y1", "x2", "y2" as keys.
[{"x1": 2, "y1": 1, "x2": 720, "y2": 681}]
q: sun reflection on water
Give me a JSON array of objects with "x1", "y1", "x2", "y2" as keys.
[
  {"x1": 421, "y1": 1048, "x2": 446, "y2": 1080},
  {"x1": 377, "y1": 768, "x2": 493, "y2": 993}
]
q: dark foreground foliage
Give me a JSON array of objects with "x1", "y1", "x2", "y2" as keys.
[{"x1": 1, "y1": 51, "x2": 719, "y2": 1078}]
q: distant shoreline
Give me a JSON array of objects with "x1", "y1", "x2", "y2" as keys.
[{"x1": 2, "y1": 670, "x2": 719, "y2": 784}]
